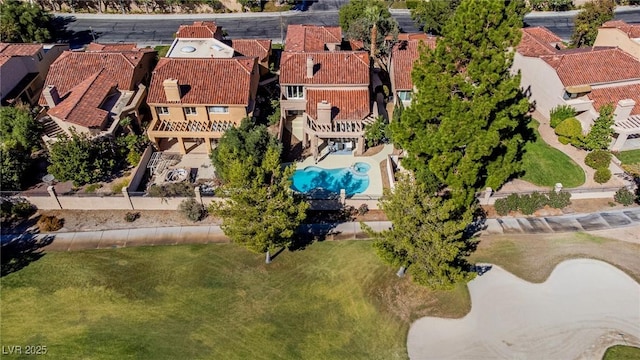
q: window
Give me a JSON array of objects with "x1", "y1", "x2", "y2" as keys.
[
  {"x1": 398, "y1": 91, "x2": 412, "y2": 102},
  {"x1": 37, "y1": 52, "x2": 43, "y2": 61},
  {"x1": 208, "y1": 106, "x2": 229, "y2": 114},
  {"x1": 156, "y1": 106, "x2": 169, "y2": 115},
  {"x1": 286, "y1": 86, "x2": 304, "y2": 99},
  {"x1": 184, "y1": 107, "x2": 197, "y2": 115}
]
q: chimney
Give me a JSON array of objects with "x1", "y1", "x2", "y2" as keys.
[
  {"x1": 614, "y1": 99, "x2": 636, "y2": 122},
  {"x1": 306, "y1": 57, "x2": 314, "y2": 78},
  {"x1": 163, "y1": 78, "x2": 181, "y2": 102},
  {"x1": 43, "y1": 85, "x2": 60, "y2": 108},
  {"x1": 317, "y1": 100, "x2": 332, "y2": 124}
]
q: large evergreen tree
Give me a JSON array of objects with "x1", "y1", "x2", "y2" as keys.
[
  {"x1": 584, "y1": 104, "x2": 614, "y2": 151},
  {"x1": 571, "y1": 0, "x2": 615, "y2": 48},
  {"x1": 411, "y1": 0, "x2": 461, "y2": 36},
  {"x1": 0, "y1": 106, "x2": 41, "y2": 152},
  {"x1": 209, "y1": 120, "x2": 308, "y2": 263},
  {"x1": 339, "y1": 0, "x2": 399, "y2": 61},
  {"x1": 390, "y1": 0, "x2": 531, "y2": 206},
  {"x1": 0, "y1": 0, "x2": 54, "y2": 43},
  {"x1": 362, "y1": 175, "x2": 477, "y2": 290}
]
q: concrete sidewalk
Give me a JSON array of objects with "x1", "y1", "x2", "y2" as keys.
[{"x1": 2, "y1": 208, "x2": 639, "y2": 251}]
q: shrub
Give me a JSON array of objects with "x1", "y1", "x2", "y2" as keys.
[
  {"x1": 547, "y1": 191, "x2": 571, "y2": 208},
  {"x1": 550, "y1": 105, "x2": 577, "y2": 128},
  {"x1": 594, "y1": 168, "x2": 612, "y2": 184},
  {"x1": 518, "y1": 193, "x2": 548, "y2": 215},
  {"x1": 124, "y1": 212, "x2": 140, "y2": 222},
  {"x1": 112, "y1": 179, "x2": 129, "y2": 194},
  {"x1": 584, "y1": 150, "x2": 611, "y2": 170},
  {"x1": 614, "y1": 188, "x2": 635, "y2": 206},
  {"x1": 84, "y1": 183, "x2": 102, "y2": 193},
  {"x1": 358, "y1": 203, "x2": 369, "y2": 216},
  {"x1": 179, "y1": 198, "x2": 205, "y2": 222},
  {"x1": 37, "y1": 215, "x2": 64, "y2": 232},
  {"x1": 555, "y1": 117, "x2": 583, "y2": 147},
  {"x1": 148, "y1": 182, "x2": 194, "y2": 197},
  {"x1": 494, "y1": 197, "x2": 511, "y2": 216}
]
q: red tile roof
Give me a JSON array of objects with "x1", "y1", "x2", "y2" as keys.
[
  {"x1": 588, "y1": 84, "x2": 640, "y2": 115},
  {"x1": 48, "y1": 70, "x2": 117, "y2": 128},
  {"x1": 306, "y1": 89, "x2": 370, "y2": 121},
  {"x1": 176, "y1": 21, "x2": 222, "y2": 39},
  {"x1": 0, "y1": 43, "x2": 42, "y2": 57},
  {"x1": 285, "y1": 25, "x2": 342, "y2": 52},
  {"x1": 601, "y1": 20, "x2": 640, "y2": 38},
  {"x1": 0, "y1": 56, "x2": 11, "y2": 66},
  {"x1": 39, "y1": 49, "x2": 153, "y2": 106},
  {"x1": 279, "y1": 51, "x2": 369, "y2": 85},
  {"x1": 517, "y1": 27, "x2": 566, "y2": 57},
  {"x1": 85, "y1": 42, "x2": 138, "y2": 52},
  {"x1": 541, "y1": 48, "x2": 640, "y2": 86},
  {"x1": 147, "y1": 57, "x2": 257, "y2": 105},
  {"x1": 227, "y1": 39, "x2": 271, "y2": 61},
  {"x1": 391, "y1": 36, "x2": 437, "y2": 90}
]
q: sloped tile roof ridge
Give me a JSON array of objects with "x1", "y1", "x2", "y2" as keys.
[{"x1": 49, "y1": 69, "x2": 104, "y2": 118}]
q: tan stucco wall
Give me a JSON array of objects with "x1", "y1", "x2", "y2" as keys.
[
  {"x1": 513, "y1": 53, "x2": 566, "y2": 118},
  {"x1": 594, "y1": 29, "x2": 640, "y2": 60},
  {"x1": 57, "y1": 195, "x2": 133, "y2": 210}
]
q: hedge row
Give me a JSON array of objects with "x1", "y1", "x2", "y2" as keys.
[{"x1": 494, "y1": 191, "x2": 572, "y2": 216}]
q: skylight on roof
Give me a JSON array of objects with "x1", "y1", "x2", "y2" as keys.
[
  {"x1": 211, "y1": 45, "x2": 223, "y2": 51},
  {"x1": 181, "y1": 46, "x2": 196, "y2": 53}
]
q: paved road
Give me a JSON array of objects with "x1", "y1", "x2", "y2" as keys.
[{"x1": 56, "y1": 7, "x2": 640, "y2": 48}]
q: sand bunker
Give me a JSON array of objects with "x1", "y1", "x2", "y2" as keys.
[{"x1": 407, "y1": 259, "x2": 640, "y2": 359}]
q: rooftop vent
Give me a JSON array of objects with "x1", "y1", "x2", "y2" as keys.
[{"x1": 180, "y1": 46, "x2": 196, "y2": 53}]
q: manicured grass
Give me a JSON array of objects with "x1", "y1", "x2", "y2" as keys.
[
  {"x1": 521, "y1": 120, "x2": 585, "y2": 188},
  {"x1": 154, "y1": 45, "x2": 170, "y2": 58},
  {"x1": 614, "y1": 149, "x2": 640, "y2": 165},
  {"x1": 470, "y1": 232, "x2": 640, "y2": 283},
  {"x1": 603, "y1": 345, "x2": 640, "y2": 360},
  {"x1": 0, "y1": 241, "x2": 468, "y2": 360}
]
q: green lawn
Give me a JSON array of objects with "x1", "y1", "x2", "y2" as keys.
[
  {"x1": 0, "y1": 241, "x2": 468, "y2": 360},
  {"x1": 521, "y1": 120, "x2": 585, "y2": 188},
  {"x1": 603, "y1": 345, "x2": 640, "y2": 360},
  {"x1": 614, "y1": 149, "x2": 640, "y2": 165}
]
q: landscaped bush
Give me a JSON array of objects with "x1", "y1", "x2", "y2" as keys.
[
  {"x1": 493, "y1": 191, "x2": 572, "y2": 216},
  {"x1": 594, "y1": 168, "x2": 612, "y2": 184},
  {"x1": 585, "y1": 150, "x2": 611, "y2": 170},
  {"x1": 179, "y1": 198, "x2": 205, "y2": 222},
  {"x1": 614, "y1": 188, "x2": 636, "y2": 206},
  {"x1": 84, "y1": 183, "x2": 102, "y2": 193},
  {"x1": 148, "y1": 182, "x2": 194, "y2": 197},
  {"x1": 550, "y1": 105, "x2": 577, "y2": 128},
  {"x1": 1, "y1": 198, "x2": 36, "y2": 227},
  {"x1": 111, "y1": 179, "x2": 129, "y2": 194},
  {"x1": 547, "y1": 191, "x2": 572, "y2": 208},
  {"x1": 358, "y1": 204, "x2": 369, "y2": 216},
  {"x1": 554, "y1": 117, "x2": 583, "y2": 146},
  {"x1": 37, "y1": 215, "x2": 64, "y2": 232},
  {"x1": 124, "y1": 212, "x2": 140, "y2": 222}
]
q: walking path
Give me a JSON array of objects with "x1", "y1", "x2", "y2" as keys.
[{"x1": 2, "y1": 208, "x2": 639, "y2": 251}]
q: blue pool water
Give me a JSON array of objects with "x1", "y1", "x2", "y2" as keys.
[{"x1": 291, "y1": 162, "x2": 371, "y2": 197}]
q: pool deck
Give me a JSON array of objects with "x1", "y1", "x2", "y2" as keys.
[{"x1": 295, "y1": 144, "x2": 394, "y2": 197}]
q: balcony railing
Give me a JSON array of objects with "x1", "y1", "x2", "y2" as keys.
[{"x1": 151, "y1": 119, "x2": 234, "y2": 133}]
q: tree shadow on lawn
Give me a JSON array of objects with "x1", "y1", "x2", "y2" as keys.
[{"x1": 1, "y1": 232, "x2": 55, "y2": 277}]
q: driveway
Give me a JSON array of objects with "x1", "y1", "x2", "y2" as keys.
[{"x1": 407, "y1": 259, "x2": 640, "y2": 360}]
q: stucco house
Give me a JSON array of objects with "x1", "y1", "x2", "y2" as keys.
[
  {"x1": 146, "y1": 57, "x2": 260, "y2": 154},
  {"x1": 0, "y1": 43, "x2": 67, "y2": 106},
  {"x1": 39, "y1": 44, "x2": 156, "y2": 140},
  {"x1": 513, "y1": 27, "x2": 640, "y2": 151},
  {"x1": 388, "y1": 33, "x2": 436, "y2": 108},
  {"x1": 594, "y1": 20, "x2": 640, "y2": 60}
]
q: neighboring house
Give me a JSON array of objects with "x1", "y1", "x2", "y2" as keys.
[
  {"x1": 514, "y1": 27, "x2": 640, "y2": 151},
  {"x1": 0, "y1": 43, "x2": 67, "y2": 106},
  {"x1": 146, "y1": 57, "x2": 260, "y2": 154},
  {"x1": 284, "y1": 24, "x2": 343, "y2": 52},
  {"x1": 388, "y1": 33, "x2": 436, "y2": 108},
  {"x1": 594, "y1": 20, "x2": 640, "y2": 60},
  {"x1": 279, "y1": 51, "x2": 373, "y2": 157},
  {"x1": 225, "y1": 39, "x2": 272, "y2": 76},
  {"x1": 39, "y1": 44, "x2": 156, "y2": 139},
  {"x1": 167, "y1": 21, "x2": 272, "y2": 76}
]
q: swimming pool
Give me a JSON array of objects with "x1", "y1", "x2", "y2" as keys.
[{"x1": 291, "y1": 162, "x2": 371, "y2": 197}]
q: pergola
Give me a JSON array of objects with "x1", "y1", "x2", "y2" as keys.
[{"x1": 612, "y1": 115, "x2": 640, "y2": 151}]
